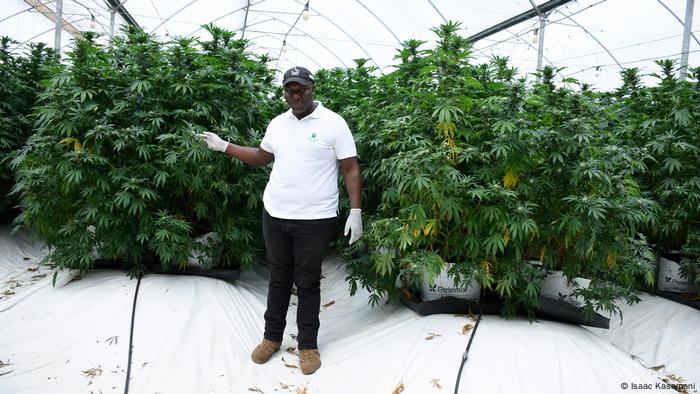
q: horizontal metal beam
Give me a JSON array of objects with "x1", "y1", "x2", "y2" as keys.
[
  {"x1": 105, "y1": 0, "x2": 139, "y2": 27},
  {"x1": 467, "y1": 0, "x2": 573, "y2": 43},
  {"x1": 24, "y1": 0, "x2": 82, "y2": 38}
]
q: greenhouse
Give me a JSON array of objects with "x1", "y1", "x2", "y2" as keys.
[{"x1": 1, "y1": 0, "x2": 699, "y2": 393}]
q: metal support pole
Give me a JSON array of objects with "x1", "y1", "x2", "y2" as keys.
[
  {"x1": 54, "y1": 0, "x2": 63, "y2": 51},
  {"x1": 679, "y1": 0, "x2": 695, "y2": 81},
  {"x1": 242, "y1": 0, "x2": 250, "y2": 39},
  {"x1": 537, "y1": 15, "x2": 546, "y2": 74},
  {"x1": 110, "y1": 7, "x2": 116, "y2": 39}
]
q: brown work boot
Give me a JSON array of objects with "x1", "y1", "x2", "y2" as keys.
[
  {"x1": 251, "y1": 339, "x2": 281, "y2": 364},
  {"x1": 299, "y1": 348, "x2": 321, "y2": 375}
]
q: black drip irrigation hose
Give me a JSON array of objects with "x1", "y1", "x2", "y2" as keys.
[
  {"x1": 124, "y1": 275, "x2": 142, "y2": 394},
  {"x1": 454, "y1": 290, "x2": 485, "y2": 394}
]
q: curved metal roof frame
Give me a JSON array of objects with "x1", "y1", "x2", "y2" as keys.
[
  {"x1": 291, "y1": 0, "x2": 383, "y2": 74},
  {"x1": 185, "y1": 0, "x2": 266, "y2": 37},
  {"x1": 246, "y1": 31, "x2": 323, "y2": 68},
  {"x1": 10, "y1": 15, "x2": 93, "y2": 53},
  {"x1": 3, "y1": 0, "x2": 699, "y2": 90},
  {"x1": 252, "y1": 11, "x2": 349, "y2": 68},
  {"x1": 355, "y1": 0, "x2": 400, "y2": 44},
  {"x1": 657, "y1": 0, "x2": 700, "y2": 45},
  {"x1": 554, "y1": 8, "x2": 622, "y2": 70},
  {"x1": 0, "y1": 0, "x2": 58, "y2": 24},
  {"x1": 149, "y1": 0, "x2": 199, "y2": 33}
]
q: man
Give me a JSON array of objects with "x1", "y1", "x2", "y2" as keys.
[{"x1": 197, "y1": 66, "x2": 363, "y2": 375}]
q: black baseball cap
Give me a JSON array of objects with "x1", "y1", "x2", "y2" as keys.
[{"x1": 282, "y1": 66, "x2": 314, "y2": 86}]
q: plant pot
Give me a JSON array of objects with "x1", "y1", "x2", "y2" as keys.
[
  {"x1": 539, "y1": 271, "x2": 590, "y2": 308},
  {"x1": 536, "y1": 270, "x2": 609, "y2": 329},
  {"x1": 654, "y1": 251, "x2": 700, "y2": 311},
  {"x1": 418, "y1": 263, "x2": 480, "y2": 302},
  {"x1": 398, "y1": 262, "x2": 488, "y2": 315},
  {"x1": 656, "y1": 251, "x2": 699, "y2": 294}
]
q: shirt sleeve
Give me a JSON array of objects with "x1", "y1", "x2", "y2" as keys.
[
  {"x1": 260, "y1": 123, "x2": 274, "y2": 153},
  {"x1": 334, "y1": 117, "x2": 357, "y2": 160}
]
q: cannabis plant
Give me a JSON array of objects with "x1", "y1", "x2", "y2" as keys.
[
  {"x1": 13, "y1": 26, "x2": 277, "y2": 276},
  {"x1": 0, "y1": 38, "x2": 58, "y2": 221}
]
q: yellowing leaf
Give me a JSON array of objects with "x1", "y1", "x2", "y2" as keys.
[
  {"x1": 392, "y1": 382, "x2": 405, "y2": 394},
  {"x1": 539, "y1": 247, "x2": 546, "y2": 262},
  {"x1": 480, "y1": 258, "x2": 494, "y2": 273},
  {"x1": 423, "y1": 220, "x2": 436, "y2": 237},
  {"x1": 503, "y1": 169, "x2": 519, "y2": 189},
  {"x1": 607, "y1": 252, "x2": 616, "y2": 267},
  {"x1": 59, "y1": 137, "x2": 82, "y2": 152},
  {"x1": 502, "y1": 228, "x2": 510, "y2": 245},
  {"x1": 178, "y1": 258, "x2": 188, "y2": 270}
]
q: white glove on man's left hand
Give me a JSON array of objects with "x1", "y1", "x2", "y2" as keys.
[
  {"x1": 196, "y1": 131, "x2": 229, "y2": 152},
  {"x1": 344, "y1": 208, "x2": 363, "y2": 245}
]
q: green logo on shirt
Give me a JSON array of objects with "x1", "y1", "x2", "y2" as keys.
[{"x1": 309, "y1": 132, "x2": 318, "y2": 141}]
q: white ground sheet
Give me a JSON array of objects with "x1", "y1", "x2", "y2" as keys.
[{"x1": 0, "y1": 226, "x2": 697, "y2": 393}]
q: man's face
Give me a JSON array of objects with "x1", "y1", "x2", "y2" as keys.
[{"x1": 284, "y1": 82, "x2": 315, "y2": 114}]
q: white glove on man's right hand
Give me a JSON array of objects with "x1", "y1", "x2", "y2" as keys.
[
  {"x1": 196, "y1": 131, "x2": 229, "y2": 152},
  {"x1": 344, "y1": 208, "x2": 363, "y2": 245}
]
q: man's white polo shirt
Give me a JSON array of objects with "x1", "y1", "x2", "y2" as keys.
[{"x1": 260, "y1": 102, "x2": 357, "y2": 220}]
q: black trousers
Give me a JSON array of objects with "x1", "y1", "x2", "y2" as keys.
[{"x1": 262, "y1": 210, "x2": 337, "y2": 349}]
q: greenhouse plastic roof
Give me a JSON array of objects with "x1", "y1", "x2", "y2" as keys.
[
  {"x1": 2, "y1": 0, "x2": 700, "y2": 90},
  {"x1": 1, "y1": 226, "x2": 699, "y2": 393}
]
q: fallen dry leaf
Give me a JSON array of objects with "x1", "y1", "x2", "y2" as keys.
[
  {"x1": 431, "y1": 378, "x2": 443, "y2": 389},
  {"x1": 650, "y1": 364, "x2": 665, "y2": 371},
  {"x1": 27, "y1": 267, "x2": 38, "y2": 271},
  {"x1": 460, "y1": 324, "x2": 474, "y2": 335},
  {"x1": 31, "y1": 274, "x2": 47, "y2": 280},
  {"x1": 106, "y1": 336, "x2": 118, "y2": 346},
  {"x1": 66, "y1": 275, "x2": 82, "y2": 285},
  {"x1": 296, "y1": 386, "x2": 308, "y2": 394},
  {"x1": 425, "y1": 332, "x2": 442, "y2": 340},
  {"x1": 282, "y1": 357, "x2": 298, "y2": 369},
  {"x1": 286, "y1": 347, "x2": 297, "y2": 355},
  {"x1": 322, "y1": 300, "x2": 335, "y2": 309},
  {"x1": 0, "y1": 360, "x2": 11, "y2": 368},
  {"x1": 247, "y1": 388, "x2": 264, "y2": 393},
  {"x1": 468, "y1": 311, "x2": 478, "y2": 321},
  {"x1": 82, "y1": 367, "x2": 103, "y2": 380},
  {"x1": 665, "y1": 374, "x2": 683, "y2": 383},
  {"x1": 290, "y1": 334, "x2": 297, "y2": 341},
  {"x1": 280, "y1": 382, "x2": 289, "y2": 389},
  {"x1": 392, "y1": 382, "x2": 405, "y2": 394},
  {"x1": 662, "y1": 375, "x2": 689, "y2": 394}
]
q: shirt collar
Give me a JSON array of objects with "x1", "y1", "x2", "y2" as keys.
[{"x1": 286, "y1": 101, "x2": 325, "y2": 120}]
